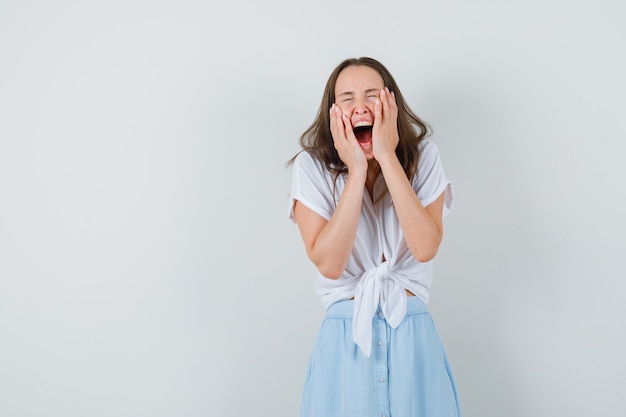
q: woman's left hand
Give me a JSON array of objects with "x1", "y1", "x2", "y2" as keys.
[{"x1": 372, "y1": 87, "x2": 399, "y2": 162}]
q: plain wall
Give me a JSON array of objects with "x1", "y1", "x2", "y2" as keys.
[{"x1": 1, "y1": 1, "x2": 625, "y2": 416}]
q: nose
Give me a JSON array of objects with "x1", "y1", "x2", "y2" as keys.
[{"x1": 353, "y1": 97, "x2": 370, "y2": 115}]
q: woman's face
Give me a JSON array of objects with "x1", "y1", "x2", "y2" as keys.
[{"x1": 333, "y1": 65, "x2": 385, "y2": 158}]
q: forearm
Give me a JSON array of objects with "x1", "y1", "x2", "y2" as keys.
[
  {"x1": 308, "y1": 172, "x2": 366, "y2": 278},
  {"x1": 378, "y1": 155, "x2": 443, "y2": 262}
]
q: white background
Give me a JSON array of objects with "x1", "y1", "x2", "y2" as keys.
[{"x1": 1, "y1": 1, "x2": 625, "y2": 416}]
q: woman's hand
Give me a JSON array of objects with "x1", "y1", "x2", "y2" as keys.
[
  {"x1": 329, "y1": 103, "x2": 367, "y2": 175},
  {"x1": 372, "y1": 87, "x2": 399, "y2": 162}
]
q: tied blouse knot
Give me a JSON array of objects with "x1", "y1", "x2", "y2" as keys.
[{"x1": 353, "y1": 260, "x2": 410, "y2": 357}]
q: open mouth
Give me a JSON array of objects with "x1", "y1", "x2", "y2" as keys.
[{"x1": 353, "y1": 122, "x2": 373, "y2": 143}]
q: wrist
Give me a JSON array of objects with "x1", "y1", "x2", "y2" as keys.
[
  {"x1": 375, "y1": 150, "x2": 399, "y2": 168},
  {"x1": 346, "y1": 165, "x2": 367, "y2": 182}
]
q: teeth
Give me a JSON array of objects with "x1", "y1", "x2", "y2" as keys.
[{"x1": 353, "y1": 121, "x2": 372, "y2": 128}]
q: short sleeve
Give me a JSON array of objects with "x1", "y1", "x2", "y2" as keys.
[
  {"x1": 413, "y1": 140, "x2": 454, "y2": 217},
  {"x1": 288, "y1": 151, "x2": 337, "y2": 224}
]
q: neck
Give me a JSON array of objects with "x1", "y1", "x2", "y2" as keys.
[{"x1": 365, "y1": 160, "x2": 380, "y2": 199}]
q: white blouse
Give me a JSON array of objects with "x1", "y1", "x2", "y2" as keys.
[{"x1": 288, "y1": 139, "x2": 454, "y2": 357}]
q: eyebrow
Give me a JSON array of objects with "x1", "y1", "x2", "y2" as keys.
[{"x1": 336, "y1": 88, "x2": 381, "y2": 97}]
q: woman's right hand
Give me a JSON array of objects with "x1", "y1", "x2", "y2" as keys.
[{"x1": 329, "y1": 104, "x2": 367, "y2": 176}]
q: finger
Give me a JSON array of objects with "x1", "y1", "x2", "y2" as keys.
[
  {"x1": 329, "y1": 104, "x2": 345, "y2": 143},
  {"x1": 342, "y1": 114, "x2": 358, "y2": 143},
  {"x1": 386, "y1": 87, "x2": 398, "y2": 111},
  {"x1": 379, "y1": 88, "x2": 391, "y2": 118},
  {"x1": 380, "y1": 88, "x2": 397, "y2": 122},
  {"x1": 329, "y1": 105, "x2": 337, "y2": 139},
  {"x1": 374, "y1": 96, "x2": 383, "y2": 126},
  {"x1": 329, "y1": 104, "x2": 337, "y2": 129}
]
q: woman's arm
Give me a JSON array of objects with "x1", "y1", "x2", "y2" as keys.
[
  {"x1": 293, "y1": 169, "x2": 365, "y2": 279},
  {"x1": 293, "y1": 104, "x2": 368, "y2": 279},
  {"x1": 378, "y1": 156, "x2": 444, "y2": 262},
  {"x1": 373, "y1": 88, "x2": 444, "y2": 262}
]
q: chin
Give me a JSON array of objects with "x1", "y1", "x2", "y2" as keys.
[{"x1": 363, "y1": 151, "x2": 375, "y2": 160}]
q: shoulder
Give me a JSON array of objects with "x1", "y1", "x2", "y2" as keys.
[
  {"x1": 412, "y1": 138, "x2": 448, "y2": 187},
  {"x1": 293, "y1": 150, "x2": 332, "y2": 177},
  {"x1": 418, "y1": 138, "x2": 441, "y2": 161},
  {"x1": 414, "y1": 139, "x2": 443, "y2": 178},
  {"x1": 294, "y1": 150, "x2": 321, "y2": 168},
  {"x1": 410, "y1": 138, "x2": 453, "y2": 210}
]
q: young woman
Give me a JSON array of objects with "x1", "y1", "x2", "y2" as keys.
[{"x1": 288, "y1": 57, "x2": 462, "y2": 417}]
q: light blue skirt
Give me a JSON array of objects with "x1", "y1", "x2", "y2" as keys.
[{"x1": 300, "y1": 296, "x2": 462, "y2": 417}]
